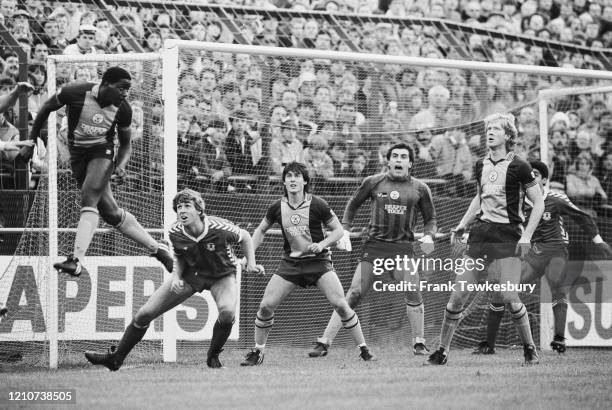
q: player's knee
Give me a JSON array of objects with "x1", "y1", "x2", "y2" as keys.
[
  {"x1": 100, "y1": 207, "x2": 123, "y2": 226},
  {"x1": 331, "y1": 299, "x2": 352, "y2": 317},
  {"x1": 217, "y1": 309, "x2": 235, "y2": 325},
  {"x1": 404, "y1": 290, "x2": 423, "y2": 306},
  {"x1": 134, "y1": 307, "x2": 155, "y2": 327},
  {"x1": 446, "y1": 294, "x2": 465, "y2": 312},
  {"x1": 258, "y1": 303, "x2": 275, "y2": 319},
  {"x1": 346, "y1": 287, "x2": 362, "y2": 308}
]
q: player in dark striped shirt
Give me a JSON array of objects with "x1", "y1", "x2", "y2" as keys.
[
  {"x1": 25, "y1": 66, "x2": 173, "y2": 277},
  {"x1": 475, "y1": 160, "x2": 612, "y2": 354},
  {"x1": 241, "y1": 162, "x2": 373, "y2": 366},
  {"x1": 85, "y1": 189, "x2": 262, "y2": 370},
  {"x1": 309, "y1": 143, "x2": 437, "y2": 358},
  {"x1": 429, "y1": 113, "x2": 544, "y2": 366}
]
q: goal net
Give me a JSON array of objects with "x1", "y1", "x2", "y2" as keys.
[{"x1": 163, "y1": 40, "x2": 612, "y2": 353}]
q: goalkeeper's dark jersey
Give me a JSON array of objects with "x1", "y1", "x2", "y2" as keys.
[
  {"x1": 525, "y1": 190, "x2": 598, "y2": 246},
  {"x1": 342, "y1": 173, "x2": 436, "y2": 243}
]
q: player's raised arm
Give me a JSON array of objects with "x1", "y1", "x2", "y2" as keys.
[{"x1": 0, "y1": 82, "x2": 34, "y2": 114}]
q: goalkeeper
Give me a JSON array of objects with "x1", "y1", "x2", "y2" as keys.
[{"x1": 309, "y1": 143, "x2": 437, "y2": 358}]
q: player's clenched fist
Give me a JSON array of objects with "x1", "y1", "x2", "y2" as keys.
[
  {"x1": 246, "y1": 264, "x2": 265, "y2": 276},
  {"x1": 170, "y1": 277, "x2": 184, "y2": 294}
]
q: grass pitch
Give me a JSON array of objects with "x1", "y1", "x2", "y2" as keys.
[{"x1": 1, "y1": 346, "x2": 610, "y2": 409}]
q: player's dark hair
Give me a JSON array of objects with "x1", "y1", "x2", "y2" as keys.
[
  {"x1": 386, "y1": 142, "x2": 415, "y2": 163},
  {"x1": 529, "y1": 160, "x2": 549, "y2": 180},
  {"x1": 102, "y1": 66, "x2": 131, "y2": 84},
  {"x1": 282, "y1": 162, "x2": 310, "y2": 195},
  {"x1": 173, "y1": 188, "x2": 206, "y2": 220}
]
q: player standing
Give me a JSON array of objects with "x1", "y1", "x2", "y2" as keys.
[
  {"x1": 309, "y1": 143, "x2": 437, "y2": 358},
  {"x1": 85, "y1": 189, "x2": 262, "y2": 369},
  {"x1": 474, "y1": 160, "x2": 612, "y2": 354},
  {"x1": 241, "y1": 162, "x2": 373, "y2": 366},
  {"x1": 24, "y1": 66, "x2": 173, "y2": 276},
  {"x1": 428, "y1": 113, "x2": 544, "y2": 366}
]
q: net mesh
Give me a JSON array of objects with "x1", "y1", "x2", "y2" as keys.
[{"x1": 0, "y1": 55, "x2": 166, "y2": 366}]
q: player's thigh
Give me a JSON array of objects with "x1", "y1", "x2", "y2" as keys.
[
  {"x1": 259, "y1": 274, "x2": 297, "y2": 312},
  {"x1": 544, "y1": 255, "x2": 569, "y2": 289},
  {"x1": 81, "y1": 157, "x2": 114, "y2": 196},
  {"x1": 210, "y1": 274, "x2": 238, "y2": 313},
  {"x1": 348, "y1": 261, "x2": 375, "y2": 296},
  {"x1": 136, "y1": 278, "x2": 195, "y2": 323},
  {"x1": 498, "y1": 256, "x2": 522, "y2": 284},
  {"x1": 520, "y1": 261, "x2": 540, "y2": 284},
  {"x1": 316, "y1": 271, "x2": 347, "y2": 307}
]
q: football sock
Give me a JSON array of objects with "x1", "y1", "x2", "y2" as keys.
[
  {"x1": 439, "y1": 308, "x2": 463, "y2": 351},
  {"x1": 115, "y1": 320, "x2": 148, "y2": 361},
  {"x1": 340, "y1": 311, "x2": 365, "y2": 346},
  {"x1": 510, "y1": 304, "x2": 535, "y2": 346},
  {"x1": 115, "y1": 210, "x2": 158, "y2": 253},
  {"x1": 320, "y1": 310, "x2": 343, "y2": 346},
  {"x1": 208, "y1": 318, "x2": 234, "y2": 357},
  {"x1": 254, "y1": 314, "x2": 274, "y2": 348},
  {"x1": 73, "y1": 207, "x2": 99, "y2": 261},
  {"x1": 406, "y1": 302, "x2": 425, "y2": 345},
  {"x1": 486, "y1": 303, "x2": 505, "y2": 347},
  {"x1": 552, "y1": 296, "x2": 568, "y2": 339}
]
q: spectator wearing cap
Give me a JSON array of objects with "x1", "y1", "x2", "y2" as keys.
[
  {"x1": 304, "y1": 134, "x2": 334, "y2": 180},
  {"x1": 269, "y1": 117, "x2": 304, "y2": 175},
  {"x1": 193, "y1": 117, "x2": 231, "y2": 191},
  {"x1": 64, "y1": 24, "x2": 99, "y2": 56}
]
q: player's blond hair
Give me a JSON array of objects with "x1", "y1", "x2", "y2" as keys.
[{"x1": 484, "y1": 112, "x2": 518, "y2": 150}]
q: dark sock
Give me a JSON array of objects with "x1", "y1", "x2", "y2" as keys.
[
  {"x1": 552, "y1": 297, "x2": 568, "y2": 339},
  {"x1": 486, "y1": 303, "x2": 505, "y2": 347},
  {"x1": 208, "y1": 319, "x2": 234, "y2": 357},
  {"x1": 115, "y1": 320, "x2": 148, "y2": 361}
]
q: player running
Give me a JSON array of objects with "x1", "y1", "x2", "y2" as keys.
[
  {"x1": 428, "y1": 113, "x2": 544, "y2": 366},
  {"x1": 241, "y1": 162, "x2": 373, "y2": 366},
  {"x1": 473, "y1": 160, "x2": 612, "y2": 355},
  {"x1": 24, "y1": 66, "x2": 172, "y2": 276},
  {"x1": 85, "y1": 189, "x2": 262, "y2": 370},
  {"x1": 309, "y1": 143, "x2": 437, "y2": 358}
]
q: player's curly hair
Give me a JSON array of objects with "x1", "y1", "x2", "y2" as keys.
[
  {"x1": 529, "y1": 160, "x2": 549, "y2": 180},
  {"x1": 102, "y1": 66, "x2": 131, "y2": 84},
  {"x1": 484, "y1": 113, "x2": 518, "y2": 150},
  {"x1": 386, "y1": 142, "x2": 415, "y2": 163},
  {"x1": 282, "y1": 161, "x2": 310, "y2": 195},
  {"x1": 172, "y1": 188, "x2": 205, "y2": 219}
]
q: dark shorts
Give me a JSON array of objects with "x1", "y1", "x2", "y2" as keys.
[
  {"x1": 467, "y1": 220, "x2": 521, "y2": 260},
  {"x1": 70, "y1": 144, "x2": 115, "y2": 187},
  {"x1": 276, "y1": 258, "x2": 333, "y2": 288},
  {"x1": 523, "y1": 243, "x2": 568, "y2": 278},
  {"x1": 183, "y1": 271, "x2": 235, "y2": 293},
  {"x1": 359, "y1": 240, "x2": 415, "y2": 264}
]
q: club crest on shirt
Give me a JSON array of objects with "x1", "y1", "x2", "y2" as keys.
[
  {"x1": 488, "y1": 171, "x2": 498, "y2": 182},
  {"x1": 390, "y1": 190, "x2": 400, "y2": 200},
  {"x1": 92, "y1": 113, "x2": 104, "y2": 124},
  {"x1": 206, "y1": 243, "x2": 215, "y2": 251},
  {"x1": 542, "y1": 211, "x2": 551, "y2": 221},
  {"x1": 290, "y1": 214, "x2": 301, "y2": 225}
]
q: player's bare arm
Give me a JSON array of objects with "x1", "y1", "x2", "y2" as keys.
[
  {"x1": 309, "y1": 216, "x2": 343, "y2": 254},
  {"x1": 239, "y1": 228, "x2": 262, "y2": 274},
  {"x1": 252, "y1": 218, "x2": 272, "y2": 250},
  {"x1": 171, "y1": 256, "x2": 187, "y2": 294},
  {"x1": 456, "y1": 191, "x2": 481, "y2": 232},
  {"x1": 114, "y1": 126, "x2": 133, "y2": 178},
  {"x1": 29, "y1": 94, "x2": 65, "y2": 141},
  {"x1": 520, "y1": 184, "x2": 544, "y2": 251}
]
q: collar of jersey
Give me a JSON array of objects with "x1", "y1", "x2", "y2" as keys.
[
  {"x1": 282, "y1": 193, "x2": 311, "y2": 210},
  {"x1": 180, "y1": 216, "x2": 210, "y2": 242},
  {"x1": 485, "y1": 151, "x2": 515, "y2": 165}
]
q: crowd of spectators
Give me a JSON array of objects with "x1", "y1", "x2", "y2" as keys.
[{"x1": 1, "y1": 0, "x2": 612, "y2": 232}]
